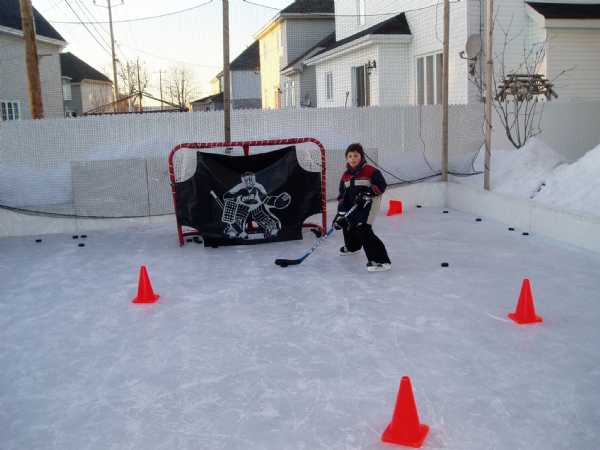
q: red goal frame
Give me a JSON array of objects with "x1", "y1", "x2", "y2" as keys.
[{"x1": 168, "y1": 138, "x2": 328, "y2": 246}]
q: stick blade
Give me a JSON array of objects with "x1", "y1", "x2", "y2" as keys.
[{"x1": 274, "y1": 258, "x2": 301, "y2": 267}]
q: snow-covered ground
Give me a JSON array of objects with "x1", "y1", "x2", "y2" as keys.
[
  {"x1": 1, "y1": 207, "x2": 599, "y2": 450},
  {"x1": 452, "y1": 139, "x2": 600, "y2": 218}
]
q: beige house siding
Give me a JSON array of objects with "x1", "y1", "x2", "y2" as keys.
[
  {"x1": 547, "y1": 28, "x2": 600, "y2": 101},
  {"x1": 80, "y1": 80, "x2": 113, "y2": 113},
  {"x1": 259, "y1": 23, "x2": 283, "y2": 109}
]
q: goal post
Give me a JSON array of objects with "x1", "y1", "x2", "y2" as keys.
[{"x1": 168, "y1": 138, "x2": 328, "y2": 246}]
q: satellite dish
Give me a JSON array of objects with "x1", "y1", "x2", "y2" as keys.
[{"x1": 465, "y1": 34, "x2": 482, "y2": 59}]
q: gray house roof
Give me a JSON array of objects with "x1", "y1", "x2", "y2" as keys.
[
  {"x1": 60, "y1": 52, "x2": 112, "y2": 83},
  {"x1": 315, "y1": 13, "x2": 411, "y2": 57},
  {"x1": 281, "y1": 32, "x2": 335, "y2": 72},
  {"x1": 191, "y1": 92, "x2": 223, "y2": 105},
  {"x1": 526, "y1": 2, "x2": 600, "y2": 19},
  {"x1": 231, "y1": 41, "x2": 260, "y2": 71},
  {"x1": 0, "y1": 0, "x2": 65, "y2": 42}
]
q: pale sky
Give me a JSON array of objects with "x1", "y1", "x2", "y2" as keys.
[{"x1": 32, "y1": 0, "x2": 292, "y2": 101}]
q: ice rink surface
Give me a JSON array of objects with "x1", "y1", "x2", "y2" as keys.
[{"x1": 1, "y1": 207, "x2": 599, "y2": 450}]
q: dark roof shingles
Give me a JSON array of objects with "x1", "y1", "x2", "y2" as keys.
[
  {"x1": 527, "y1": 2, "x2": 600, "y2": 19},
  {"x1": 282, "y1": 31, "x2": 335, "y2": 71},
  {"x1": 315, "y1": 13, "x2": 411, "y2": 57},
  {"x1": 231, "y1": 41, "x2": 260, "y2": 71},
  {"x1": 0, "y1": 0, "x2": 65, "y2": 41},
  {"x1": 60, "y1": 52, "x2": 111, "y2": 83}
]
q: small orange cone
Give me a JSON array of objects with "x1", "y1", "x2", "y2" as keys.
[
  {"x1": 387, "y1": 200, "x2": 403, "y2": 216},
  {"x1": 132, "y1": 265, "x2": 160, "y2": 304},
  {"x1": 508, "y1": 278, "x2": 542, "y2": 324},
  {"x1": 381, "y1": 376, "x2": 429, "y2": 448}
]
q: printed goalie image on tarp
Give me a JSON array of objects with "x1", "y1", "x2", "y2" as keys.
[{"x1": 175, "y1": 146, "x2": 322, "y2": 246}]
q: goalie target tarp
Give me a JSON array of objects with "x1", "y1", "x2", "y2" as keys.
[{"x1": 175, "y1": 146, "x2": 322, "y2": 246}]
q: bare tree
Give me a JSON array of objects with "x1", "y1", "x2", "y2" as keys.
[
  {"x1": 118, "y1": 59, "x2": 149, "y2": 109},
  {"x1": 470, "y1": 15, "x2": 568, "y2": 149},
  {"x1": 166, "y1": 67, "x2": 197, "y2": 108}
]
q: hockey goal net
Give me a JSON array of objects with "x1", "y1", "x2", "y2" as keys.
[{"x1": 168, "y1": 138, "x2": 327, "y2": 246}]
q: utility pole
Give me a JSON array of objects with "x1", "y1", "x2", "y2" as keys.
[
  {"x1": 222, "y1": 0, "x2": 231, "y2": 142},
  {"x1": 95, "y1": 0, "x2": 121, "y2": 112},
  {"x1": 136, "y1": 57, "x2": 142, "y2": 111},
  {"x1": 484, "y1": 0, "x2": 494, "y2": 190},
  {"x1": 19, "y1": 0, "x2": 44, "y2": 119},
  {"x1": 441, "y1": 0, "x2": 449, "y2": 181},
  {"x1": 159, "y1": 70, "x2": 163, "y2": 110}
]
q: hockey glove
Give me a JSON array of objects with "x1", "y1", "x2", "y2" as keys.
[
  {"x1": 355, "y1": 191, "x2": 374, "y2": 208},
  {"x1": 333, "y1": 212, "x2": 348, "y2": 230}
]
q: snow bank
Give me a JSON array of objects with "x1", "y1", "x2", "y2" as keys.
[
  {"x1": 457, "y1": 138, "x2": 565, "y2": 199},
  {"x1": 452, "y1": 138, "x2": 600, "y2": 218},
  {"x1": 534, "y1": 144, "x2": 600, "y2": 217}
]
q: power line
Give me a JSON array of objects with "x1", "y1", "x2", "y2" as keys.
[
  {"x1": 63, "y1": 0, "x2": 112, "y2": 55},
  {"x1": 240, "y1": 0, "x2": 462, "y2": 17},
  {"x1": 118, "y1": 44, "x2": 221, "y2": 69},
  {"x1": 49, "y1": 0, "x2": 214, "y2": 24},
  {"x1": 73, "y1": 0, "x2": 112, "y2": 49}
]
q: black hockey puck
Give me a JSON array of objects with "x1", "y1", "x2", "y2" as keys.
[
  {"x1": 416, "y1": 204, "x2": 422, "y2": 208},
  {"x1": 522, "y1": 232, "x2": 530, "y2": 236},
  {"x1": 476, "y1": 218, "x2": 482, "y2": 222},
  {"x1": 81, "y1": 234, "x2": 87, "y2": 239},
  {"x1": 193, "y1": 237, "x2": 203, "y2": 244},
  {"x1": 443, "y1": 210, "x2": 449, "y2": 214},
  {"x1": 508, "y1": 227, "x2": 515, "y2": 231},
  {"x1": 72, "y1": 235, "x2": 79, "y2": 239},
  {"x1": 35, "y1": 238, "x2": 42, "y2": 243},
  {"x1": 441, "y1": 262, "x2": 449, "y2": 267},
  {"x1": 186, "y1": 238, "x2": 193, "y2": 243},
  {"x1": 78, "y1": 243, "x2": 85, "y2": 247}
]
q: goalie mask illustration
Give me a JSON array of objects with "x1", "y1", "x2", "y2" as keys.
[{"x1": 212, "y1": 172, "x2": 292, "y2": 240}]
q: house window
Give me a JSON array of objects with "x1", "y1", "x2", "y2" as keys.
[
  {"x1": 325, "y1": 72, "x2": 333, "y2": 100},
  {"x1": 416, "y1": 52, "x2": 443, "y2": 105},
  {"x1": 1, "y1": 101, "x2": 20, "y2": 121},
  {"x1": 357, "y1": 0, "x2": 366, "y2": 26},
  {"x1": 290, "y1": 81, "x2": 296, "y2": 107},
  {"x1": 62, "y1": 79, "x2": 72, "y2": 101},
  {"x1": 352, "y1": 65, "x2": 370, "y2": 107}
]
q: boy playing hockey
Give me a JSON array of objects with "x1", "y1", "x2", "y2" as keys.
[{"x1": 334, "y1": 143, "x2": 391, "y2": 272}]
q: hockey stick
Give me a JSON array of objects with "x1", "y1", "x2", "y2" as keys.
[
  {"x1": 209, "y1": 190, "x2": 224, "y2": 209},
  {"x1": 274, "y1": 204, "x2": 359, "y2": 267}
]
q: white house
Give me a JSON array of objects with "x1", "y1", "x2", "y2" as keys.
[
  {"x1": 0, "y1": 0, "x2": 67, "y2": 120},
  {"x1": 191, "y1": 41, "x2": 261, "y2": 112},
  {"x1": 255, "y1": 0, "x2": 335, "y2": 109},
  {"x1": 60, "y1": 52, "x2": 113, "y2": 116},
  {"x1": 305, "y1": 0, "x2": 600, "y2": 108}
]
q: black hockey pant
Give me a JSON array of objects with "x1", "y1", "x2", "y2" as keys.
[{"x1": 343, "y1": 223, "x2": 391, "y2": 264}]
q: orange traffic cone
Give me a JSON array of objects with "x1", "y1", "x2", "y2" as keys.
[
  {"x1": 381, "y1": 376, "x2": 429, "y2": 448},
  {"x1": 132, "y1": 265, "x2": 160, "y2": 304},
  {"x1": 387, "y1": 200, "x2": 403, "y2": 216},
  {"x1": 508, "y1": 278, "x2": 542, "y2": 324}
]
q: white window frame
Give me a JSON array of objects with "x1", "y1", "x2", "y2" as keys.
[
  {"x1": 288, "y1": 80, "x2": 293, "y2": 108},
  {"x1": 1, "y1": 101, "x2": 21, "y2": 121},
  {"x1": 352, "y1": 65, "x2": 370, "y2": 107},
  {"x1": 356, "y1": 0, "x2": 366, "y2": 26},
  {"x1": 416, "y1": 52, "x2": 443, "y2": 105},
  {"x1": 325, "y1": 72, "x2": 333, "y2": 100},
  {"x1": 62, "y1": 79, "x2": 72, "y2": 101}
]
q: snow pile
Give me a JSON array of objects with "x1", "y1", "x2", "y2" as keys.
[
  {"x1": 458, "y1": 138, "x2": 565, "y2": 199},
  {"x1": 452, "y1": 138, "x2": 600, "y2": 218},
  {"x1": 534, "y1": 143, "x2": 600, "y2": 216}
]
